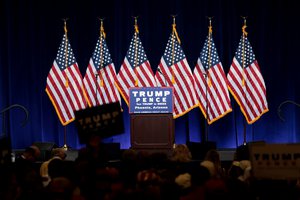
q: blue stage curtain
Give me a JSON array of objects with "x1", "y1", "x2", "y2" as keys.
[{"x1": 0, "y1": 0, "x2": 299, "y2": 150}]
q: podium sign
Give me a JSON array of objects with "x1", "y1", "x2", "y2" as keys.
[{"x1": 129, "y1": 87, "x2": 173, "y2": 114}]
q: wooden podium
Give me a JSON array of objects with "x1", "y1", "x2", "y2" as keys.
[
  {"x1": 129, "y1": 87, "x2": 174, "y2": 155},
  {"x1": 130, "y1": 113, "x2": 174, "y2": 154}
]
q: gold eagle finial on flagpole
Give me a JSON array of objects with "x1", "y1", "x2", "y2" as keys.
[
  {"x1": 171, "y1": 15, "x2": 181, "y2": 44},
  {"x1": 98, "y1": 17, "x2": 106, "y2": 39},
  {"x1": 134, "y1": 16, "x2": 139, "y2": 33},
  {"x1": 241, "y1": 16, "x2": 248, "y2": 37}
]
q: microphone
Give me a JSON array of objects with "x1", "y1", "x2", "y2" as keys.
[
  {"x1": 277, "y1": 100, "x2": 300, "y2": 121},
  {"x1": 157, "y1": 68, "x2": 168, "y2": 86},
  {"x1": 0, "y1": 104, "x2": 29, "y2": 127}
]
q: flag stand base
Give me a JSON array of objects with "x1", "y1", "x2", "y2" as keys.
[{"x1": 62, "y1": 144, "x2": 70, "y2": 151}]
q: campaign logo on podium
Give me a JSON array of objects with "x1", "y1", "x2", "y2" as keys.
[{"x1": 129, "y1": 87, "x2": 173, "y2": 114}]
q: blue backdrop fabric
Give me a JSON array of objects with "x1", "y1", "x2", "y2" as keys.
[{"x1": 1, "y1": 0, "x2": 299, "y2": 150}]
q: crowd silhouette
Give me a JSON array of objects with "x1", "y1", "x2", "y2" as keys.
[{"x1": 1, "y1": 140, "x2": 300, "y2": 200}]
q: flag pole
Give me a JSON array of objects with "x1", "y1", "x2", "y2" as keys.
[
  {"x1": 99, "y1": 18, "x2": 105, "y2": 87},
  {"x1": 63, "y1": 126, "x2": 68, "y2": 150},
  {"x1": 63, "y1": 18, "x2": 69, "y2": 150},
  {"x1": 133, "y1": 16, "x2": 139, "y2": 86},
  {"x1": 94, "y1": 18, "x2": 105, "y2": 106},
  {"x1": 171, "y1": 15, "x2": 179, "y2": 85},
  {"x1": 241, "y1": 16, "x2": 248, "y2": 145},
  {"x1": 63, "y1": 19, "x2": 69, "y2": 88},
  {"x1": 171, "y1": 15, "x2": 178, "y2": 146},
  {"x1": 203, "y1": 17, "x2": 213, "y2": 142}
]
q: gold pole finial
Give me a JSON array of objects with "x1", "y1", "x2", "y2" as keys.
[
  {"x1": 207, "y1": 17, "x2": 213, "y2": 34},
  {"x1": 171, "y1": 15, "x2": 181, "y2": 45},
  {"x1": 133, "y1": 16, "x2": 139, "y2": 33},
  {"x1": 99, "y1": 18, "x2": 106, "y2": 39},
  {"x1": 172, "y1": 15, "x2": 176, "y2": 25},
  {"x1": 62, "y1": 18, "x2": 68, "y2": 34},
  {"x1": 241, "y1": 16, "x2": 248, "y2": 36},
  {"x1": 134, "y1": 16, "x2": 138, "y2": 25}
]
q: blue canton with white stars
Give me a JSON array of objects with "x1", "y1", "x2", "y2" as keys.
[
  {"x1": 163, "y1": 34, "x2": 185, "y2": 66},
  {"x1": 55, "y1": 34, "x2": 76, "y2": 70},
  {"x1": 92, "y1": 36, "x2": 113, "y2": 70},
  {"x1": 235, "y1": 36, "x2": 256, "y2": 68},
  {"x1": 200, "y1": 36, "x2": 220, "y2": 70},
  {"x1": 126, "y1": 33, "x2": 148, "y2": 69}
]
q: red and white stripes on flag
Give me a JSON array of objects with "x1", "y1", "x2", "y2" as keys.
[
  {"x1": 83, "y1": 34, "x2": 121, "y2": 107},
  {"x1": 227, "y1": 34, "x2": 268, "y2": 124},
  {"x1": 193, "y1": 35, "x2": 232, "y2": 124},
  {"x1": 46, "y1": 34, "x2": 87, "y2": 125},
  {"x1": 155, "y1": 28, "x2": 198, "y2": 118},
  {"x1": 115, "y1": 29, "x2": 156, "y2": 105}
]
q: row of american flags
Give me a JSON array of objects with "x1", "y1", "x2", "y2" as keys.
[{"x1": 45, "y1": 21, "x2": 268, "y2": 126}]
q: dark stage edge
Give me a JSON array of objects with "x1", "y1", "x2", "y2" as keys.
[{"x1": 13, "y1": 148, "x2": 236, "y2": 162}]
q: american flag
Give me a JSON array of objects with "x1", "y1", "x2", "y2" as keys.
[
  {"x1": 45, "y1": 34, "x2": 87, "y2": 125},
  {"x1": 193, "y1": 35, "x2": 232, "y2": 124},
  {"x1": 115, "y1": 30, "x2": 156, "y2": 105},
  {"x1": 83, "y1": 34, "x2": 121, "y2": 107},
  {"x1": 227, "y1": 34, "x2": 268, "y2": 124},
  {"x1": 155, "y1": 30, "x2": 198, "y2": 118}
]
